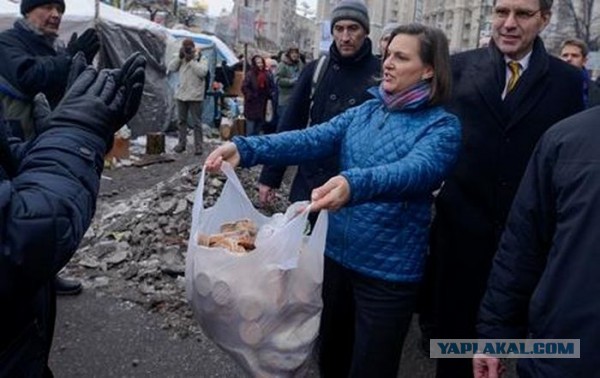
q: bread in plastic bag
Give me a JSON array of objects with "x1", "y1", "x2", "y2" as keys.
[{"x1": 185, "y1": 163, "x2": 328, "y2": 377}]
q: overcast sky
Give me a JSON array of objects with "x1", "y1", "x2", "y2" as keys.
[{"x1": 202, "y1": 0, "x2": 316, "y2": 17}]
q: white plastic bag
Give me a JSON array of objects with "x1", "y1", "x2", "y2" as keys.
[
  {"x1": 185, "y1": 163, "x2": 328, "y2": 377},
  {"x1": 265, "y1": 99, "x2": 274, "y2": 123}
]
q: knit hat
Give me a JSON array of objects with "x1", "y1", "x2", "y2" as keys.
[
  {"x1": 330, "y1": 0, "x2": 370, "y2": 34},
  {"x1": 21, "y1": 0, "x2": 65, "y2": 15}
]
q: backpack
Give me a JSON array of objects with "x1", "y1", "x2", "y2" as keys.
[{"x1": 0, "y1": 76, "x2": 34, "y2": 140}]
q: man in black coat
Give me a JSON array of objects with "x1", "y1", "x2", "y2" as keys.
[
  {"x1": 474, "y1": 105, "x2": 600, "y2": 377},
  {"x1": 0, "y1": 0, "x2": 100, "y2": 295},
  {"x1": 256, "y1": 1, "x2": 379, "y2": 376},
  {"x1": 0, "y1": 52, "x2": 145, "y2": 377},
  {"x1": 257, "y1": 0, "x2": 380, "y2": 208},
  {"x1": 425, "y1": 0, "x2": 584, "y2": 376},
  {"x1": 0, "y1": 0, "x2": 99, "y2": 139}
]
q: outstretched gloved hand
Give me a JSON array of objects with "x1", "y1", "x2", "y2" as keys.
[
  {"x1": 67, "y1": 28, "x2": 100, "y2": 64},
  {"x1": 42, "y1": 52, "x2": 146, "y2": 151},
  {"x1": 114, "y1": 52, "x2": 146, "y2": 128}
]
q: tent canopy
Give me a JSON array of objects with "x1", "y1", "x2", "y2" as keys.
[
  {"x1": 0, "y1": 0, "x2": 166, "y2": 40},
  {"x1": 0, "y1": 0, "x2": 236, "y2": 135},
  {"x1": 168, "y1": 28, "x2": 237, "y2": 66}
]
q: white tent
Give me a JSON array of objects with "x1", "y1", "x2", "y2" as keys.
[
  {"x1": 1, "y1": 0, "x2": 238, "y2": 133},
  {"x1": 0, "y1": 0, "x2": 166, "y2": 39},
  {"x1": 0, "y1": 0, "x2": 174, "y2": 136},
  {"x1": 0, "y1": 1, "x2": 236, "y2": 67}
]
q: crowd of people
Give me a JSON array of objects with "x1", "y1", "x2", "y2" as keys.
[
  {"x1": 1, "y1": 0, "x2": 600, "y2": 376},
  {"x1": 209, "y1": 0, "x2": 599, "y2": 377}
]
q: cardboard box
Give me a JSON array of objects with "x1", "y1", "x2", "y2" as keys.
[
  {"x1": 106, "y1": 135, "x2": 130, "y2": 160},
  {"x1": 226, "y1": 71, "x2": 244, "y2": 97},
  {"x1": 220, "y1": 118, "x2": 246, "y2": 140}
]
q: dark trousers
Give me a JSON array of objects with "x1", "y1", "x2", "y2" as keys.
[
  {"x1": 318, "y1": 256, "x2": 418, "y2": 378},
  {"x1": 245, "y1": 119, "x2": 265, "y2": 136},
  {"x1": 176, "y1": 100, "x2": 203, "y2": 131}
]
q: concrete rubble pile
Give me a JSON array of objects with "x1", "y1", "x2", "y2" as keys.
[{"x1": 64, "y1": 163, "x2": 292, "y2": 337}]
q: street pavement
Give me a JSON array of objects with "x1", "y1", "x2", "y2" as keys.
[{"x1": 49, "y1": 289, "x2": 437, "y2": 377}]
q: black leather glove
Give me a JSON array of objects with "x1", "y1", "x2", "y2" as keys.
[
  {"x1": 42, "y1": 53, "x2": 146, "y2": 151},
  {"x1": 67, "y1": 28, "x2": 100, "y2": 64},
  {"x1": 66, "y1": 51, "x2": 88, "y2": 89},
  {"x1": 45, "y1": 68, "x2": 122, "y2": 147},
  {"x1": 114, "y1": 52, "x2": 146, "y2": 128},
  {"x1": 34, "y1": 52, "x2": 88, "y2": 135}
]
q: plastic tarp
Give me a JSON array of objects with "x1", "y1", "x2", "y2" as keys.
[{"x1": 0, "y1": 0, "x2": 172, "y2": 137}]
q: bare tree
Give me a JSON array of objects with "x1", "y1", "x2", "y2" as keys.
[
  {"x1": 559, "y1": 0, "x2": 599, "y2": 50},
  {"x1": 127, "y1": 0, "x2": 171, "y2": 22},
  {"x1": 296, "y1": 1, "x2": 315, "y2": 18}
]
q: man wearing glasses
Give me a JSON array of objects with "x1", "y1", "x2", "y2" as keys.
[{"x1": 424, "y1": 0, "x2": 584, "y2": 376}]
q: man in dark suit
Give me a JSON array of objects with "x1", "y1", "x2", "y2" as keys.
[{"x1": 425, "y1": 0, "x2": 584, "y2": 376}]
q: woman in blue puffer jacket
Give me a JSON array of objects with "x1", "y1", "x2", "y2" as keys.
[{"x1": 206, "y1": 23, "x2": 461, "y2": 378}]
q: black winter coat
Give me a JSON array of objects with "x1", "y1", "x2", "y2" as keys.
[
  {"x1": 0, "y1": 104, "x2": 106, "y2": 376},
  {"x1": 0, "y1": 21, "x2": 71, "y2": 108},
  {"x1": 259, "y1": 39, "x2": 380, "y2": 202},
  {"x1": 427, "y1": 38, "x2": 584, "y2": 340},
  {"x1": 478, "y1": 106, "x2": 600, "y2": 376}
]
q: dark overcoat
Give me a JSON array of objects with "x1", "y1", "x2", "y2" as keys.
[
  {"x1": 427, "y1": 38, "x2": 584, "y2": 343},
  {"x1": 0, "y1": 21, "x2": 71, "y2": 108},
  {"x1": 478, "y1": 105, "x2": 600, "y2": 377},
  {"x1": 0, "y1": 103, "x2": 106, "y2": 376},
  {"x1": 258, "y1": 39, "x2": 380, "y2": 202}
]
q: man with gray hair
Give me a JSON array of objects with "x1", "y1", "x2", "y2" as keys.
[{"x1": 424, "y1": 0, "x2": 584, "y2": 376}]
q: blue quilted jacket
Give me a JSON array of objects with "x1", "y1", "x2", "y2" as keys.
[{"x1": 234, "y1": 87, "x2": 461, "y2": 282}]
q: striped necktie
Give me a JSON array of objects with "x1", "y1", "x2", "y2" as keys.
[{"x1": 506, "y1": 61, "x2": 521, "y2": 93}]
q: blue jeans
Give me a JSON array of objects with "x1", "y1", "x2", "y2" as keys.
[
  {"x1": 318, "y1": 256, "x2": 418, "y2": 378},
  {"x1": 245, "y1": 119, "x2": 264, "y2": 136}
]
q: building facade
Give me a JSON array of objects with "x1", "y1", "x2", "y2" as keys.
[
  {"x1": 231, "y1": 0, "x2": 315, "y2": 53},
  {"x1": 420, "y1": 0, "x2": 598, "y2": 54},
  {"x1": 421, "y1": 0, "x2": 493, "y2": 53},
  {"x1": 313, "y1": 0, "x2": 421, "y2": 56},
  {"x1": 229, "y1": 0, "x2": 597, "y2": 57}
]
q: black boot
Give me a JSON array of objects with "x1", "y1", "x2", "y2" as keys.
[
  {"x1": 55, "y1": 275, "x2": 82, "y2": 296},
  {"x1": 193, "y1": 128, "x2": 204, "y2": 156},
  {"x1": 174, "y1": 122, "x2": 187, "y2": 153}
]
